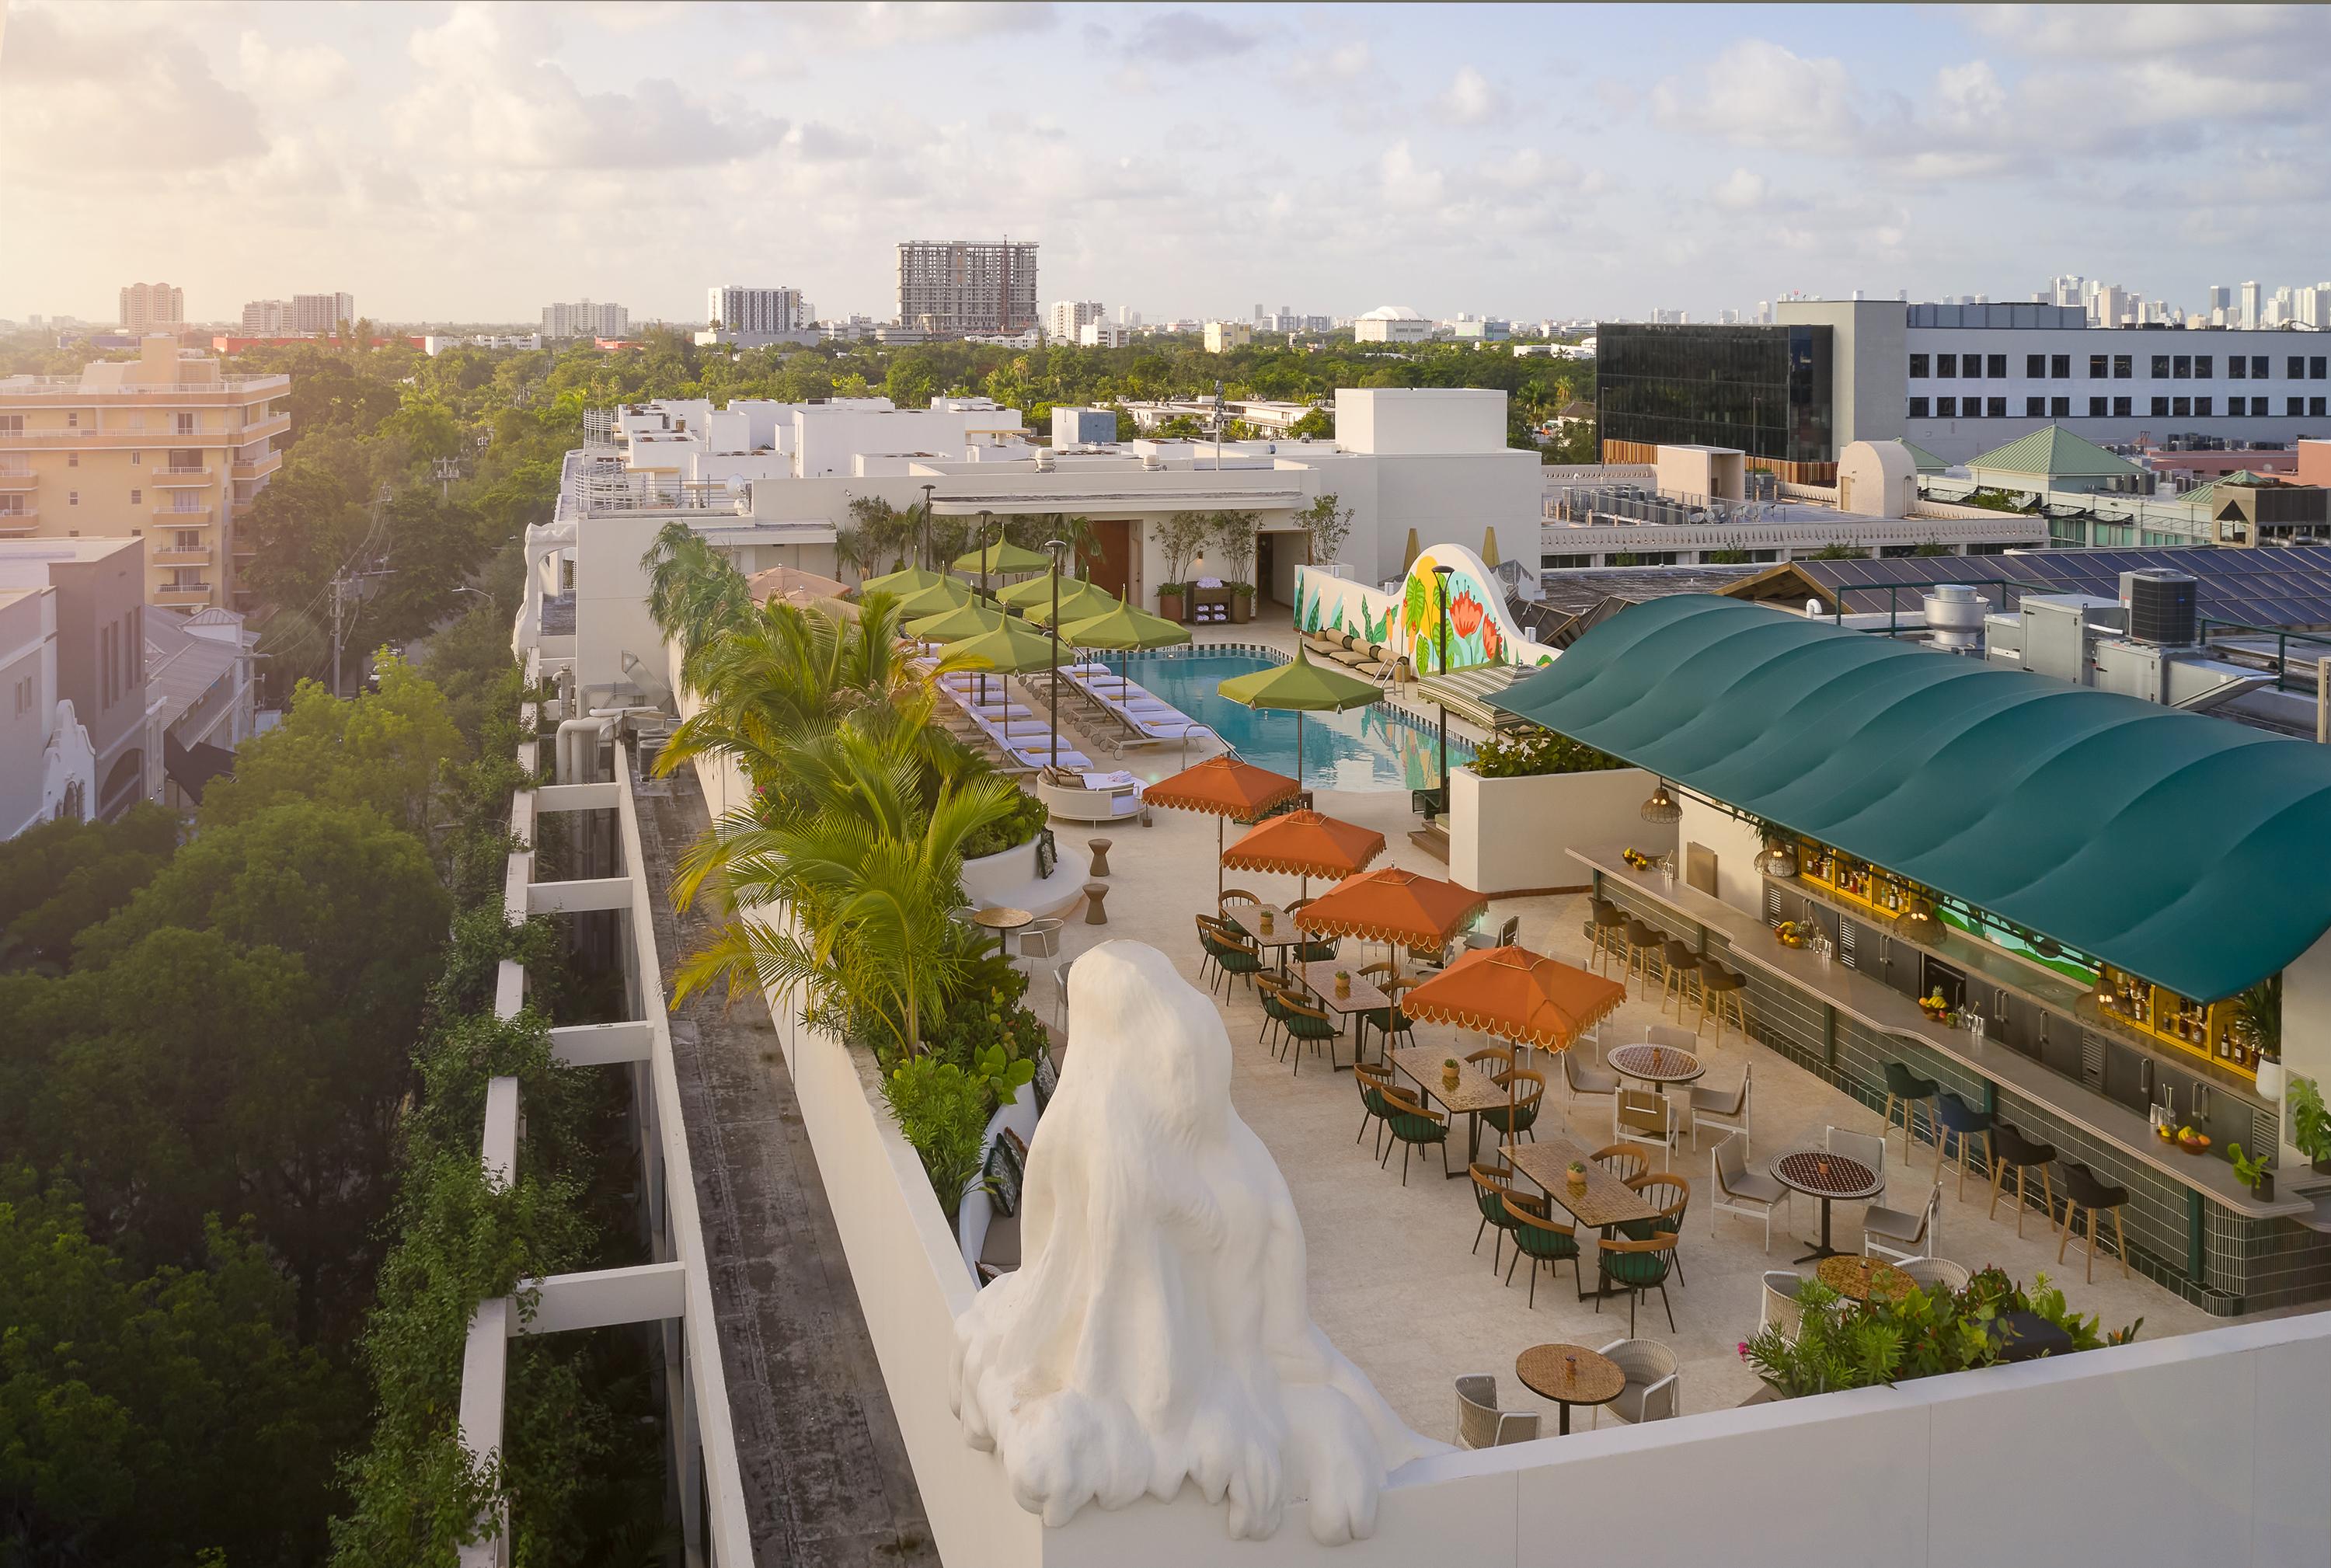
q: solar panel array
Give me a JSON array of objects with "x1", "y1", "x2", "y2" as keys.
[{"x1": 1784, "y1": 546, "x2": 2331, "y2": 631}]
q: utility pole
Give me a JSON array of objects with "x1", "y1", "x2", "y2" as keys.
[{"x1": 435, "y1": 456, "x2": 461, "y2": 500}]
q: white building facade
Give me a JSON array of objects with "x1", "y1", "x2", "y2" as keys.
[
  {"x1": 544, "y1": 300, "x2": 631, "y2": 340},
  {"x1": 707, "y1": 285, "x2": 810, "y2": 335}
]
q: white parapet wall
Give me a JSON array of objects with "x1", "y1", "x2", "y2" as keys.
[{"x1": 1447, "y1": 765, "x2": 1669, "y2": 895}]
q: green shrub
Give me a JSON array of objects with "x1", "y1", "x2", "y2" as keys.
[
  {"x1": 1469, "y1": 729, "x2": 1625, "y2": 779},
  {"x1": 960, "y1": 786, "x2": 1050, "y2": 859},
  {"x1": 880, "y1": 1057, "x2": 990, "y2": 1219}
]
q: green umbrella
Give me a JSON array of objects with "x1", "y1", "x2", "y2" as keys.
[
  {"x1": 859, "y1": 564, "x2": 956, "y2": 598},
  {"x1": 942, "y1": 615, "x2": 1064, "y2": 674},
  {"x1": 953, "y1": 538, "x2": 1051, "y2": 576},
  {"x1": 891, "y1": 577, "x2": 973, "y2": 620},
  {"x1": 1058, "y1": 601, "x2": 1192, "y2": 650},
  {"x1": 1024, "y1": 580, "x2": 1122, "y2": 628},
  {"x1": 995, "y1": 573, "x2": 1082, "y2": 608},
  {"x1": 1216, "y1": 646, "x2": 1385, "y2": 791},
  {"x1": 908, "y1": 601, "x2": 1005, "y2": 642}
]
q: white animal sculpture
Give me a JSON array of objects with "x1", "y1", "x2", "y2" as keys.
[{"x1": 952, "y1": 940, "x2": 1441, "y2": 1544}]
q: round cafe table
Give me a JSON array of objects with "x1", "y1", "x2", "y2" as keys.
[
  {"x1": 972, "y1": 905, "x2": 1034, "y2": 961},
  {"x1": 1605, "y1": 1043, "x2": 1706, "y2": 1087},
  {"x1": 1515, "y1": 1343, "x2": 1626, "y2": 1436},
  {"x1": 1817, "y1": 1254, "x2": 1913, "y2": 1305},
  {"x1": 1769, "y1": 1148, "x2": 1884, "y2": 1265}
]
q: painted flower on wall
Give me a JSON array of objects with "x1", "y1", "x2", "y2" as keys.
[
  {"x1": 1449, "y1": 591, "x2": 1484, "y2": 639},
  {"x1": 1481, "y1": 618, "x2": 1503, "y2": 661}
]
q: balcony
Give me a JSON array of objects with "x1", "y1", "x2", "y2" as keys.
[
  {"x1": 151, "y1": 465, "x2": 214, "y2": 486},
  {"x1": 231, "y1": 449, "x2": 282, "y2": 481},
  {"x1": 239, "y1": 412, "x2": 291, "y2": 442},
  {"x1": 0, "y1": 372, "x2": 290, "y2": 399},
  {"x1": 151, "y1": 545, "x2": 214, "y2": 568},
  {"x1": 0, "y1": 466, "x2": 35, "y2": 490},
  {"x1": 153, "y1": 504, "x2": 214, "y2": 523},
  {"x1": 155, "y1": 582, "x2": 214, "y2": 605},
  {"x1": 0, "y1": 509, "x2": 37, "y2": 534}
]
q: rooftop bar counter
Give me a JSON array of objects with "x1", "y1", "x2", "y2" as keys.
[{"x1": 1577, "y1": 844, "x2": 2331, "y2": 1315}]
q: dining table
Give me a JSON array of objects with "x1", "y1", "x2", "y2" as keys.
[
  {"x1": 1605, "y1": 1041, "x2": 1707, "y2": 1088},
  {"x1": 1298, "y1": 961, "x2": 1390, "y2": 1063},
  {"x1": 1226, "y1": 904, "x2": 1304, "y2": 976},
  {"x1": 1503, "y1": 1135, "x2": 1663, "y2": 1233},
  {"x1": 1817, "y1": 1253, "x2": 1913, "y2": 1305},
  {"x1": 1769, "y1": 1148, "x2": 1886, "y2": 1264},
  {"x1": 1389, "y1": 1044, "x2": 1510, "y2": 1176},
  {"x1": 1515, "y1": 1342, "x2": 1626, "y2": 1436},
  {"x1": 970, "y1": 905, "x2": 1033, "y2": 962}
]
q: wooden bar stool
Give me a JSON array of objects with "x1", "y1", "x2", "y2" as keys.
[
  {"x1": 1880, "y1": 1061, "x2": 1939, "y2": 1163},
  {"x1": 1933, "y1": 1091, "x2": 1994, "y2": 1202},
  {"x1": 1589, "y1": 900, "x2": 1627, "y2": 974},
  {"x1": 1699, "y1": 965, "x2": 1749, "y2": 1044},
  {"x1": 1986, "y1": 1120, "x2": 2057, "y2": 1239},
  {"x1": 2057, "y1": 1162, "x2": 2130, "y2": 1281},
  {"x1": 1623, "y1": 918, "x2": 1665, "y2": 995},
  {"x1": 1658, "y1": 939, "x2": 1702, "y2": 1019}
]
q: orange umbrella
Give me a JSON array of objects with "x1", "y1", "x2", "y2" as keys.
[
  {"x1": 1291, "y1": 866, "x2": 1487, "y2": 974},
  {"x1": 1145, "y1": 754, "x2": 1302, "y2": 898},
  {"x1": 1400, "y1": 946, "x2": 1627, "y2": 1115},
  {"x1": 747, "y1": 565, "x2": 849, "y2": 604},
  {"x1": 1220, "y1": 810, "x2": 1385, "y2": 900}
]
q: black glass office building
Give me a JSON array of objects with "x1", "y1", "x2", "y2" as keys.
[{"x1": 1598, "y1": 323, "x2": 1836, "y2": 469}]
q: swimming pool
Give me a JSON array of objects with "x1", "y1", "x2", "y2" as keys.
[{"x1": 1100, "y1": 649, "x2": 1472, "y2": 793}]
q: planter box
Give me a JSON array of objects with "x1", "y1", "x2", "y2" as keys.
[
  {"x1": 1157, "y1": 592, "x2": 1186, "y2": 622},
  {"x1": 1448, "y1": 765, "x2": 1675, "y2": 895},
  {"x1": 961, "y1": 834, "x2": 1087, "y2": 922}
]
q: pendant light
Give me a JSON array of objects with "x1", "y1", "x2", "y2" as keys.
[
  {"x1": 1639, "y1": 779, "x2": 1681, "y2": 824},
  {"x1": 1754, "y1": 834, "x2": 1798, "y2": 878}
]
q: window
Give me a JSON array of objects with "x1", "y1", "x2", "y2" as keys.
[
  {"x1": 68, "y1": 490, "x2": 78, "y2": 506},
  {"x1": 2089, "y1": 354, "x2": 2108, "y2": 378},
  {"x1": 2314, "y1": 357, "x2": 2328, "y2": 379},
  {"x1": 175, "y1": 529, "x2": 201, "y2": 551},
  {"x1": 1908, "y1": 396, "x2": 1930, "y2": 418},
  {"x1": 2195, "y1": 397, "x2": 2213, "y2": 416},
  {"x1": 1936, "y1": 395, "x2": 1958, "y2": 417},
  {"x1": 2026, "y1": 354, "x2": 2046, "y2": 378},
  {"x1": 66, "y1": 454, "x2": 78, "y2": 468},
  {"x1": 1909, "y1": 354, "x2": 1929, "y2": 378},
  {"x1": 2172, "y1": 396, "x2": 2190, "y2": 417},
  {"x1": 2051, "y1": 396, "x2": 2071, "y2": 416},
  {"x1": 1987, "y1": 395, "x2": 2007, "y2": 417},
  {"x1": 2291, "y1": 357, "x2": 2306, "y2": 379},
  {"x1": 2113, "y1": 396, "x2": 2132, "y2": 417},
  {"x1": 0, "y1": 414, "x2": 19, "y2": 434},
  {"x1": 2026, "y1": 395, "x2": 2047, "y2": 416},
  {"x1": 1988, "y1": 354, "x2": 2007, "y2": 378},
  {"x1": 65, "y1": 412, "x2": 78, "y2": 429},
  {"x1": 2195, "y1": 356, "x2": 2212, "y2": 378},
  {"x1": 2173, "y1": 356, "x2": 2191, "y2": 378},
  {"x1": 2291, "y1": 398, "x2": 2306, "y2": 416},
  {"x1": 2228, "y1": 396, "x2": 2247, "y2": 416},
  {"x1": 2051, "y1": 354, "x2": 2071, "y2": 378},
  {"x1": 2253, "y1": 355, "x2": 2270, "y2": 377},
  {"x1": 129, "y1": 489, "x2": 141, "y2": 505},
  {"x1": 175, "y1": 413, "x2": 197, "y2": 436},
  {"x1": 2151, "y1": 355, "x2": 2171, "y2": 378},
  {"x1": 1964, "y1": 356, "x2": 1983, "y2": 379},
  {"x1": 127, "y1": 451, "x2": 139, "y2": 465},
  {"x1": 2152, "y1": 397, "x2": 2170, "y2": 416},
  {"x1": 2315, "y1": 396, "x2": 2329, "y2": 418},
  {"x1": 2114, "y1": 355, "x2": 2133, "y2": 378},
  {"x1": 2231, "y1": 357, "x2": 2248, "y2": 379},
  {"x1": 1937, "y1": 354, "x2": 1957, "y2": 377}
]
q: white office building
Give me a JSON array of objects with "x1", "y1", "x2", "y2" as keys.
[
  {"x1": 1077, "y1": 321, "x2": 1131, "y2": 349},
  {"x1": 707, "y1": 285, "x2": 810, "y2": 336},
  {"x1": 1047, "y1": 301, "x2": 1106, "y2": 343},
  {"x1": 1353, "y1": 305, "x2": 1430, "y2": 343},
  {"x1": 543, "y1": 300, "x2": 631, "y2": 340}
]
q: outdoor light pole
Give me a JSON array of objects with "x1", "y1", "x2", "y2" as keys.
[
  {"x1": 977, "y1": 510, "x2": 996, "y2": 704},
  {"x1": 1433, "y1": 563, "x2": 1455, "y2": 818},
  {"x1": 919, "y1": 481, "x2": 936, "y2": 570},
  {"x1": 1044, "y1": 538, "x2": 1069, "y2": 770}
]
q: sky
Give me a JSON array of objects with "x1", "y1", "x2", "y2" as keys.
[{"x1": 3, "y1": 2, "x2": 2329, "y2": 327}]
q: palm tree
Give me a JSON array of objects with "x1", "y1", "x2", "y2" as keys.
[{"x1": 641, "y1": 521, "x2": 752, "y2": 671}]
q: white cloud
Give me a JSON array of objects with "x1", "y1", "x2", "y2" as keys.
[
  {"x1": 238, "y1": 30, "x2": 357, "y2": 106},
  {"x1": 787, "y1": 1, "x2": 1058, "y2": 47},
  {"x1": 1434, "y1": 66, "x2": 1507, "y2": 127},
  {"x1": 1711, "y1": 168, "x2": 1768, "y2": 210},
  {"x1": 0, "y1": 4, "x2": 268, "y2": 175},
  {"x1": 1123, "y1": 9, "x2": 1262, "y2": 62},
  {"x1": 1650, "y1": 40, "x2": 1876, "y2": 152}
]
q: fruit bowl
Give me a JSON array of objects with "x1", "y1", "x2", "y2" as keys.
[{"x1": 2176, "y1": 1128, "x2": 2212, "y2": 1154}]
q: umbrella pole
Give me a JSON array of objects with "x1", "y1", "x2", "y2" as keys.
[
  {"x1": 1217, "y1": 815, "x2": 1225, "y2": 902},
  {"x1": 1296, "y1": 711, "x2": 1305, "y2": 796}
]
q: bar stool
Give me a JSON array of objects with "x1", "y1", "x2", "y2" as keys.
[
  {"x1": 1699, "y1": 965, "x2": 1750, "y2": 1045},
  {"x1": 1881, "y1": 1061, "x2": 1940, "y2": 1163},
  {"x1": 1932, "y1": 1091, "x2": 1994, "y2": 1202},
  {"x1": 1623, "y1": 918, "x2": 1665, "y2": 995},
  {"x1": 1986, "y1": 1120, "x2": 2057, "y2": 1238},
  {"x1": 1589, "y1": 900, "x2": 1627, "y2": 974},
  {"x1": 1658, "y1": 939, "x2": 1702, "y2": 1019},
  {"x1": 2057, "y1": 1162, "x2": 2130, "y2": 1282}
]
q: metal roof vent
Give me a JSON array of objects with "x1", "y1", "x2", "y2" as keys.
[{"x1": 1924, "y1": 582, "x2": 1985, "y2": 653}]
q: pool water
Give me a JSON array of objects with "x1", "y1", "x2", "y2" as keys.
[{"x1": 1101, "y1": 650, "x2": 1472, "y2": 793}]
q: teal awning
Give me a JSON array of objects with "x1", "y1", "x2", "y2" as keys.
[{"x1": 1490, "y1": 595, "x2": 2331, "y2": 1002}]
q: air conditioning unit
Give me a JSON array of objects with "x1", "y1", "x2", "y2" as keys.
[{"x1": 2120, "y1": 570, "x2": 2196, "y2": 646}]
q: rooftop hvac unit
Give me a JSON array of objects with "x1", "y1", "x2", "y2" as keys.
[
  {"x1": 1922, "y1": 583, "x2": 1986, "y2": 653},
  {"x1": 2120, "y1": 570, "x2": 2196, "y2": 646}
]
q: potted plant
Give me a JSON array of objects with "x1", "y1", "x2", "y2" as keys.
[
  {"x1": 2228, "y1": 1141, "x2": 2274, "y2": 1201},
  {"x1": 1156, "y1": 580, "x2": 1188, "y2": 622},
  {"x1": 1333, "y1": 968, "x2": 1351, "y2": 998},
  {"x1": 1441, "y1": 1057, "x2": 1462, "y2": 1092},
  {"x1": 1230, "y1": 580, "x2": 1256, "y2": 624},
  {"x1": 1564, "y1": 1159, "x2": 1588, "y2": 1193},
  {"x1": 2290, "y1": 1075, "x2": 2331, "y2": 1176},
  {"x1": 2234, "y1": 977, "x2": 2283, "y2": 1099}
]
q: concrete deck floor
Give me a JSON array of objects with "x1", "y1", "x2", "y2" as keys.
[{"x1": 1023, "y1": 624, "x2": 2221, "y2": 1442}]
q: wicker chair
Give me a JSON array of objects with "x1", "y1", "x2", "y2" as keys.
[
  {"x1": 1354, "y1": 1063, "x2": 1397, "y2": 1156},
  {"x1": 1255, "y1": 975, "x2": 1291, "y2": 1051},
  {"x1": 1453, "y1": 1375, "x2": 1541, "y2": 1448},
  {"x1": 1625, "y1": 1172, "x2": 1692, "y2": 1284},
  {"x1": 1480, "y1": 1068, "x2": 1545, "y2": 1145},
  {"x1": 1469, "y1": 1162, "x2": 1544, "y2": 1275},
  {"x1": 1897, "y1": 1255, "x2": 1971, "y2": 1295},
  {"x1": 1590, "y1": 1144, "x2": 1650, "y2": 1183},
  {"x1": 1207, "y1": 924, "x2": 1263, "y2": 995},
  {"x1": 1378, "y1": 1087, "x2": 1449, "y2": 1186},
  {"x1": 1505, "y1": 1201, "x2": 1583, "y2": 1307},
  {"x1": 1280, "y1": 989, "x2": 1342, "y2": 1075},
  {"x1": 1591, "y1": 1338, "x2": 1680, "y2": 1428},
  {"x1": 1595, "y1": 1233, "x2": 1678, "y2": 1336},
  {"x1": 1760, "y1": 1270, "x2": 1810, "y2": 1341}
]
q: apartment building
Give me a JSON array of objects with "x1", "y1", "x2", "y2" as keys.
[
  {"x1": 241, "y1": 292, "x2": 353, "y2": 336},
  {"x1": 118, "y1": 282, "x2": 185, "y2": 332},
  {"x1": 0, "y1": 336, "x2": 288, "y2": 612},
  {"x1": 1204, "y1": 321, "x2": 1252, "y2": 354},
  {"x1": 544, "y1": 300, "x2": 630, "y2": 340},
  {"x1": 0, "y1": 537, "x2": 152, "y2": 821},
  {"x1": 0, "y1": 584, "x2": 93, "y2": 838},
  {"x1": 896, "y1": 241, "x2": 1037, "y2": 336},
  {"x1": 1047, "y1": 300, "x2": 1105, "y2": 342},
  {"x1": 707, "y1": 284, "x2": 809, "y2": 335}
]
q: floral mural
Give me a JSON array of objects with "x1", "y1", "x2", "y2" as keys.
[{"x1": 1294, "y1": 545, "x2": 1556, "y2": 674}]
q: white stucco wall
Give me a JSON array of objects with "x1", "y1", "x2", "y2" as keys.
[
  {"x1": 1677, "y1": 793, "x2": 1767, "y2": 915},
  {"x1": 1448, "y1": 766, "x2": 1667, "y2": 895},
  {"x1": 2274, "y1": 922, "x2": 2331, "y2": 1167}
]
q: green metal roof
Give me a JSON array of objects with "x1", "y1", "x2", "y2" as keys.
[
  {"x1": 1967, "y1": 425, "x2": 2143, "y2": 481},
  {"x1": 1900, "y1": 439, "x2": 1949, "y2": 475},
  {"x1": 1490, "y1": 595, "x2": 2331, "y2": 1001}
]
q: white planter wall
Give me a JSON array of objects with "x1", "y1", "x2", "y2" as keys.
[{"x1": 1448, "y1": 766, "x2": 1671, "y2": 895}]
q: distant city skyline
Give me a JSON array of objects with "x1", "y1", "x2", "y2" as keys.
[{"x1": 5, "y1": 2, "x2": 2331, "y2": 326}]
